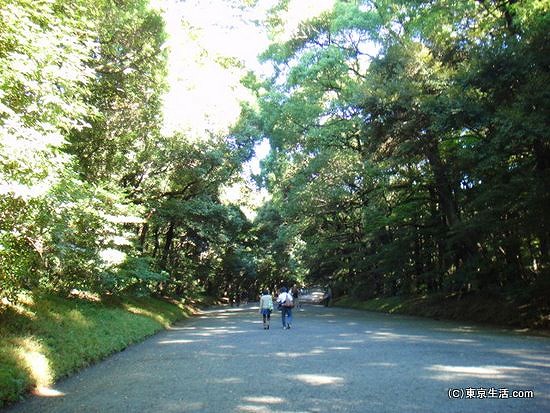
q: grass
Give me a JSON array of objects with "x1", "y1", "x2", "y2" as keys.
[
  {"x1": 334, "y1": 291, "x2": 550, "y2": 334},
  {"x1": 0, "y1": 292, "x2": 195, "y2": 407}
]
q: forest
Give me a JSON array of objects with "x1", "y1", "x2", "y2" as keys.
[{"x1": 1, "y1": 0, "x2": 549, "y2": 322}]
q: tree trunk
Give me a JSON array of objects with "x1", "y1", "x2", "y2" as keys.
[
  {"x1": 139, "y1": 223, "x2": 148, "y2": 252},
  {"x1": 161, "y1": 222, "x2": 175, "y2": 270},
  {"x1": 424, "y1": 137, "x2": 460, "y2": 229}
]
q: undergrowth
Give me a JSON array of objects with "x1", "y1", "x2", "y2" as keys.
[{"x1": 335, "y1": 291, "x2": 550, "y2": 333}]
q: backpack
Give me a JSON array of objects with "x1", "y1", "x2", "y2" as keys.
[{"x1": 283, "y1": 293, "x2": 294, "y2": 308}]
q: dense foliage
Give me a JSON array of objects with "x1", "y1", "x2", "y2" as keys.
[
  {"x1": 1, "y1": 0, "x2": 548, "y2": 311},
  {"x1": 0, "y1": 0, "x2": 255, "y2": 303},
  {"x1": 243, "y1": 0, "x2": 549, "y2": 301}
]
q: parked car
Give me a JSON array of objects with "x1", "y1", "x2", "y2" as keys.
[{"x1": 299, "y1": 286, "x2": 325, "y2": 304}]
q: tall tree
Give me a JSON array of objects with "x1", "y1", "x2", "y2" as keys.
[{"x1": 243, "y1": 0, "x2": 549, "y2": 300}]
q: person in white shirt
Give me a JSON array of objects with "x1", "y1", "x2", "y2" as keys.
[
  {"x1": 259, "y1": 290, "x2": 274, "y2": 329},
  {"x1": 276, "y1": 287, "x2": 294, "y2": 329}
]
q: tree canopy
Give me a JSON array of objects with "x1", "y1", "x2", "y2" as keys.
[
  {"x1": 242, "y1": 0, "x2": 549, "y2": 301},
  {"x1": 1, "y1": 0, "x2": 548, "y2": 310},
  {"x1": 0, "y1": 0, "x2": 256, "y2": 303}
]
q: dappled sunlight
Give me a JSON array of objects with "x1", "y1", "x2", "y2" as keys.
[
  {"x1": 200, "y1": 307, "x2": 252, "y2": 315},
  {"x1": 326, "y1": 336, "x2": 366, "y2": 346},
  {"x1": 15, "y1": 338, "x2": 53, "y2": 389},
  {"x1": 68, "y1": 290, "x2": 102, "y2": 302},
  {"x1": 201, "y1": 315, "x2": 231, "y2": 320},
  {"x1": 99, "y1": 248, "x2": 126, "y2": 266},
  {"x1": 122, "y1": 304, "x2": 170, "y2": 326},
  {"x1": 426, "y1": 364, "x2": 532, "y2": 382},
  {"x1": 367, "y1": 362, "x2": 397, "y2": 367},
  {"x1": 188, "y1": 328, "x2": 247, "y2": 337},
  {"x1": 157, "y1": 339, "x2": 199, "y2": 345},
  {"x1": 33, "y1": 387, "x2": 65, "y2": 398},
  {"x1": 369, "y1": 331, "x2": 431, "y2": 343},
  {"x1": 316, "y1": 313, "x2": 337, "y2": 318},
  {"x1": 495, "y1": 349, "x2": 550, "y2": 369},
  {"x1": 520, "y1": 360, "x2": 550, "y2": 369},
  {"x1": 236, "y1": 398, "x2": 298, "y2": 413},
  {"x1": 294, "y1": 374, "x2": 345, "y2": 386},
  {"x1": 245, "y1": 320, "x2": 266, "y2": 325},
  {"x1": 199, "y1": 332, "x2": 247, "y2": 339},
  {"x1": 6, "y1": 301, "x2": 549, "y2": 412},
  {"x1": 343, "y1": 339, "x2": 367, "y2": 344},
  {"x1": 243, "y1": 396, "x2": 285, "y2": 404},
  {"x1": 4, "y1": 294, "x2": 37, "y2": 321},
  {"x1": 449, "y1": 338, "x2": 478, "y2": 344},
  {"x1": 275, "y1": 348, "x2": 325, "y2": 358},
  {"x1": 496, "y1": 348, "x2": 550, "y2": 361},
  {"x1": 198, "y1": 312, "x2": 247, "y2": 321},
  {"x1": 163, "y1": 401, "x2": 205, "y2": 410},
  {"x1": 213, "y1": 377, "x2": 244, "y2": 384},
  {"x1": 202, "y1": 326, "x2": 235, "y2": 330},
  {"x1": 65, "y1": 309, "x2": 91, "y2": 327},
  {"x1": 166, "y1": 325, "x2": 196, "y2": 331},
  {"x1": 236, "y1": 405, "x2": 271, "y2": 412},
  {"x1": 189, "y1": 332, "x2": 219, "y2": 337},
  {"x1": 365, "y1": 329, "x2": 482, "y2": 347},
  {"x1": 433, "y1": 325, "x2": 481, "y2": 334}
]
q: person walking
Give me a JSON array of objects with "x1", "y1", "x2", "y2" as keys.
[
  {"x1": 276, "y1": 287, "x2": 294, "y2": 329},
  {"x1": 323, "y1": 286, "x2": 333, "y2": 307},
  {"x1": 291, "y1": 284, "x2": 301, "y2": 310},
  {"x1": 259, "y1": 290, "x2": 273, "y2": 329}
]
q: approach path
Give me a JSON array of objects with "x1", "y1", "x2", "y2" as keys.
[{"x1": 5, "y1": 304, "x2": 550, "y2": 412}]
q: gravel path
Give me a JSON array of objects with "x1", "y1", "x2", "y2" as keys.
[{"x1": 5, "y1": 304, "x2": 550, "y2": 412}]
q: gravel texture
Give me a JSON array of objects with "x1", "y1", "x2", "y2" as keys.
[{"x1": 4, "y1": 304, "x2": 549, "y2": 412}]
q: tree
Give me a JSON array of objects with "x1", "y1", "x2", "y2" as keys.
[
  {"x1": 1, "y1": 0, "x2": 100, "y2": 299},
  {"x1": 242, "y1": 0, "x2": 549, "y2": 301}
]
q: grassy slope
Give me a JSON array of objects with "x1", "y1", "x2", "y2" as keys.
[
  {"x1": 0, "y1": 293, "x2": 194, "y2": 407},
  {"x1": 334, "y1": 291, "x2": 550, "y2": 334}
]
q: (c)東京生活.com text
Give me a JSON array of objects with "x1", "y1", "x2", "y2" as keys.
[{"x1": 448, "y1": 387, "x2": 534, "y2": 400}]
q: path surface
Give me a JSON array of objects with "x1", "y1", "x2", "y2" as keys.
[{"x1": 5, "y1": 304, "x2": 550, "y2": 412}]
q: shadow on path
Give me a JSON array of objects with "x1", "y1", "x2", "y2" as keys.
[{"x1": 5, "y1": 304, "x2": 550, "y2": 412}]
